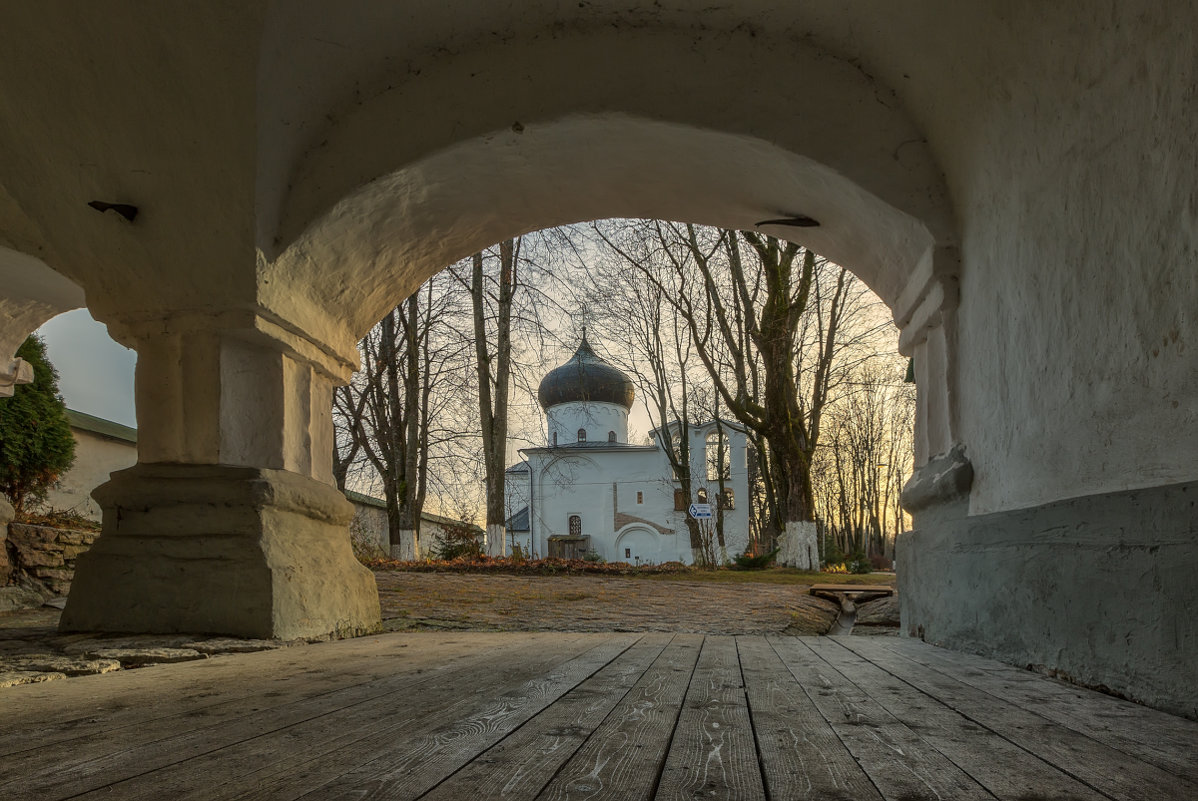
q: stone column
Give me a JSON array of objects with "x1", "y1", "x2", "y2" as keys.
[
  {"x1": 60, "y1": 313, "x2": 381, "y2": 640},
  {"x1": 893, "y1": 248, "x2": 972, "y2": 514}
]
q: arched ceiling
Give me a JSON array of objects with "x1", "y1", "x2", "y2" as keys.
[
  {"x1": 258, "y1": 22, "x2": 956, "y2": 351},
  {"x1": 0, "y1": 2, "x2": 984, "y2": 356}
]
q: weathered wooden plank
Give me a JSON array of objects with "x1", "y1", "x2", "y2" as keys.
[
  {"x1": 654, "y1": 635, "x2": 765, "y2": 801},
  {"x1": 839, "y1": 637, "x2": 1198, "y2": 800},
  {"x1": 809, "y1": 637, "x2": 1107, "y2": 800},
  {"x1": 876, "y1": 636, "x2": 1198, "y2": 785},
  {"x1": 808, "y1": 584, "x2": 893, "y2": 594},
  {"x1": 8, "y1": 634, "x2": 593, "y2": 801},
  {"x1": 0, "y1": 631, "x2": 520, "y2": 758},
  {"x1": 735, "y1": 636, "x2": 883, "y2": 801},
  {"x1": 302, "y1": 634, "x2": 641, "y2": 801},
  {"x1": 78, "y1": 634, "x2": 604, "y2": 801},
  {"x1": 535, "y1": 634, "x2": 703, "y2": 801},
  {"x1": 418, "y1": 634, "x2": 673, "y2": 801},
  {"x1": 768, "y1": 636, "x2": 996, "y2": 801}
]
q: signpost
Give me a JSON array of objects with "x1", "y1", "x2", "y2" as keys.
[{"x1": 688, "y1": 503, "x2": 713, "y2": 519}]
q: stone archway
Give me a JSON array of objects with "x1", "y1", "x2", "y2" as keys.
[
  {"x1": 614, "y1": 525, "x2": 661, "y2": 566},
  {"x1": 0, "y1": 2, "x2": 1193, "y2": 717},
  {"x1": 62, "y1": 114, "x2": 963, "y2": 642}
]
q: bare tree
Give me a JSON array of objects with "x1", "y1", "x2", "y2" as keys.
[
  {"x1": 812, "y1": 359, "x2": 914, "y2": 563},
  {"x1": 629, "y1": 224, "x2": 852, "y2": 568},
  {"x1": 335, "y1": 273, "x2": 473, "y2": 559},
  {"x1": 469, "y1": 239, "x2": 518, "y2": 555}
]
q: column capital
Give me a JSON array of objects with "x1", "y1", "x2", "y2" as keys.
[
  {"x1": 106, "y1": 308, "x2": 358, "y2": 383},
  {"x1": 0, "y1": 357, "x2": 33, "y2": 397},
  {"x1": 894, "y1": 246, "x2": 960, "y2": 357}
]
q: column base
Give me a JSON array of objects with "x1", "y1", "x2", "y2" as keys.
[{"x1": 60, "y1": 464, "x2": 381, "y2": 640}]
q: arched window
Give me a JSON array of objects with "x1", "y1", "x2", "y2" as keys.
[
  {"x1": 706, "y1": 430, "x2": 730, "y2": 481},
  {"x1": 607, "y1": 430, "x2": 616, "y2": 442},
  {"x1": 696, "y1": 487, "x2": 709, "y2": 504},
  {"x1": 552, "y1": 431, "x2": 558, "y2": 446},
  {"x1": 577, "y1": 428, "x2": 587, "y2": 442},
  {"x1": 568, "y1": 515, "x2": 582, "y2": 536}
]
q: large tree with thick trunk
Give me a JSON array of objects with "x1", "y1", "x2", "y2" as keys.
[
  {"x1": 469, "y1": 239, "x2": 518, "y2": 555},
  {"x1": 335, "y1": 276, "x2": 469, "y2": 559},
  {"x1": 603, "y1": 222, "x2": 855, "y2": 569}
]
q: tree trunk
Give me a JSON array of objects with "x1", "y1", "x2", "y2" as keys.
[{"x1": 471, "y1": 241, "x2": 517, "y2": 556}]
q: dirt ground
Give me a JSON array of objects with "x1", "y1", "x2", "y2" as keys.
[
  {"x1": 375, "y1": 572, "x2": 847, "y2": 635},
  {"x1": 0, "y1": 570, "x2": 900, "y2": 687}
]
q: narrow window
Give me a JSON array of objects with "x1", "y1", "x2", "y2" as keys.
[
  {"x1": 720, "y1": 488, "x2": 735, "y2": 510},
  {"x1": 568, "y1": 515, "x2": 582, "y2": 536},
  {"x1": 608, "y1": 430, "x2": 616, "y2": 442},
  {"x1": 624, "y1": 548, "x2": 631, "y2": 559},
  {"x1": 552, "y1": 431, "x2": 558, "y2": 446},
  {"x1": 577, "y1": 428, "x2": 587, "y2": 442},
  {"x1": 697, "y1": 488, "x2": 709, "y2": 504},
  {"x1": 636, "y1": 491, "x2": 643, "y2": 504},
  {"x1": 706, "y1": 431, "x2": 730, "y2": 481},
  {"x1": 673, "y1": 489, "x2": 686, "y2": 511}
]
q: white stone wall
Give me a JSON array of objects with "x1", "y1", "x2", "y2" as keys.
[
  {"x1": 545, "y1": 401, "x2": 629, "y2": 446},
  {"x1": 502, "y1": 467, "x2": 533, "y2": 555},
  {"x1": 349, "y1": 501, "x2": 388, "y2": 554},
  {"x1": 44, "y1": 430, "x2": 137, "y2": 521},
  {"x1": 523, "y1": 425, "x2": 751, "y2": 564},
  {"x1": 347, "y1": 497, "x2": 483, "y2": 559},
  {"x1": 944, "y1": 8, "x2": 1198, "y2": 514}
]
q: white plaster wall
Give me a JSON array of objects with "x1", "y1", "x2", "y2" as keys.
[
  {"x1": 348, "y1": 501, "x2": 388, "y2": 553},
  {"x1": 546, "y1": 402, "x2": 629, "y2": 445},
  {"x1": 503, "y1": 469, "x2": 531, "y2": 520},
  {"x1": 939, "y1": 8, "x2": 1198, "y2": 513},
  {"x1": 525, "y1": 432, "x2": 750, "y2": 564},
  {"x1": 0, "y1": 249, "x2": 83, "y2": 363},
  {"x1": 44, "y1": 431, "x2": 137, "y2": 521},
  {"x1": 528, "y1": 450, "x2": 678, "y2": 562}
]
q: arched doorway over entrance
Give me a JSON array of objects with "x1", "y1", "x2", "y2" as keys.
[
  {"x1": 615, "y1": 526, "x2": 661, "y2": 566},
  {"x1": 59, "y1": 28, "x2": 964, "y2": 642}
]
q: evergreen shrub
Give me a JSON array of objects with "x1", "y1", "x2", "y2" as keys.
[{"x1": 0, "y1": 335, "x2": 75, "y2": 516}]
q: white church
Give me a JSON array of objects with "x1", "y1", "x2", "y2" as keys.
[{"x1": 504, "y1": 335, "x2": 751, "y2": 565}]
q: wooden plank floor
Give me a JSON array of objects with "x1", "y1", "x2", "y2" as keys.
[{"x1": 1, "y1": 632, "x2": 1196, "y2": 800}]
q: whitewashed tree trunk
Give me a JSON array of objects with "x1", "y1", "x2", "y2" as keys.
[
  {"x1": 486, "y1": 523, "x2": 506, "y2": 557},
  {"x1": 391, "y1": 529, "x2": 418, "y2": 561},
  {"x1": 777, "y1": 521, "x2": 819, "y2": 570}
]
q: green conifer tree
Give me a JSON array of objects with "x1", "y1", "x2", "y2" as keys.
[{"x1": 0, "y1": 335, "x2": 75, "y2": 516}]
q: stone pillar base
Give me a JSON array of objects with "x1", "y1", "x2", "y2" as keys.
[
  {"x1": 60, "y1": 464, "x2": 381, "y2": 640},
  {"x1": 898, "y1": 479, "x2": 1198, "y2": 721}
]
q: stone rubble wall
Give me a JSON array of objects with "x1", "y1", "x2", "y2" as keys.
[{"x1": 2, "y1": 523, "x2": 99, "y2": 597}]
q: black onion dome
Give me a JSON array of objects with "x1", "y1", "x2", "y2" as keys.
[{"x1": 538, "y1": 334, "x2": 635, "y2": 410}]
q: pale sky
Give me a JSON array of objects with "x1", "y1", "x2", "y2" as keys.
[
  {"x1": 37, "y1": 309, "x2": 137, "y2": 427},
  {"x1": 32, "y1": 308, "x2": 650, "y2": 453}
]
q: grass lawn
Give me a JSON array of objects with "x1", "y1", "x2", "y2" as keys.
[{"x1": 636, "y1": 568, "x2": 896, "y2": 586}]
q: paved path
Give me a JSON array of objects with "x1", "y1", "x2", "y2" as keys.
[{"x1": 2, "y1": 631, "x2": 1195, "y2": 800}]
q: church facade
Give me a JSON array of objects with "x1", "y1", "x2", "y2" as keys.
[{"x1": 504, "y1": 336, "x2": 750, "y2": 565}]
